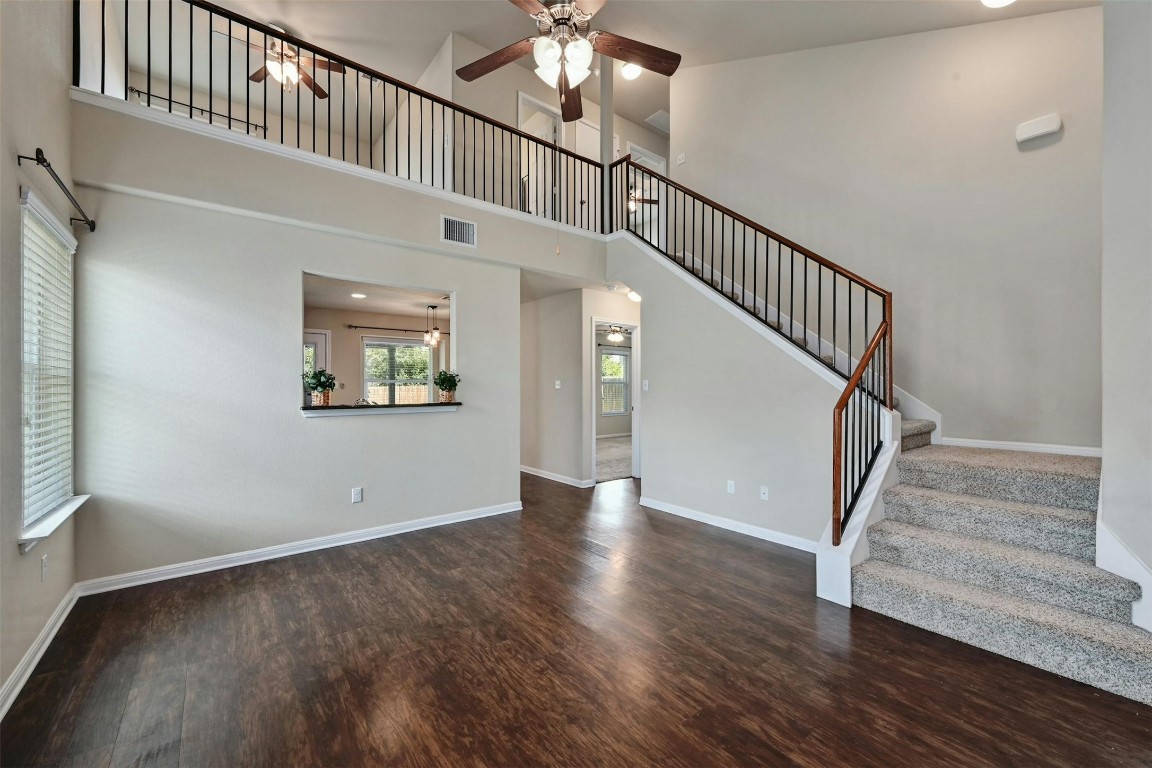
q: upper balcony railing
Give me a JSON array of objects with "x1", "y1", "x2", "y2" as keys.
[{"x1": 75, "y1": 0, "x2": 604, "y2": 233}]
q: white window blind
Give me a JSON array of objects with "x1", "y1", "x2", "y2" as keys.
[
  {"x1": 21, "y1": 192, "x2": 77, "y2": 527},
  {"x1": 601, "y1": 349, "x2": 630, "y2": 416},
  {"x1": 362, "y1": 338, "x2": 432, "y2": 405}
]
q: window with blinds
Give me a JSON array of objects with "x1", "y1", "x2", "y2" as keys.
[
  {"x1": 21, "y1": 193, "x2": 77, "y2": 527},
  {"x1": 362, "y1": 338, "x2": 432, "y2": 405},
  {"x1": 601, "y1": 349, "x2": 630, "y2": 416}
]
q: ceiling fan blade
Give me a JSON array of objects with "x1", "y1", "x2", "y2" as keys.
[
  {"x1": 455, "y1": 37, "x2": 534, "y2": 82},
  {"x1": 507, "y1": 0, "x2": 547, "y2": 14},
  {"x1": 593, "y1": 31, "x2": 681, "y2": 77},
  {"x1": 299, "y1": 56, "x2": 346, "y2": 74},
  {"x1": 299, "y1": 69, "x2": 329, "y2": 99},
  {"x1": 249, "y1": 65, "x2": 270, "y2": 83},
  {"x1": 559, "y1": 69, "x2": 583, "y2": 123},
  {"x1": 576, "y1": 0, "x2": 608, "y2": 16}
]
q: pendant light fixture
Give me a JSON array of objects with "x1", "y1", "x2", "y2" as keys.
[
  {"x1": 532, "y1": 27, "x2": 594, "y2": 90},
  {"x1": 424, "y1": 305, "x2": 441, "y2": 347}
]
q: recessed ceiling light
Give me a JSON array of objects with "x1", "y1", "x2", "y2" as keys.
[
  {"x1": 350, "y1": 293, "x2": 367, "y2": 299},
  {"x1": 627, "y1": 290, "x2": 642, "y2": 302},
  {"x1": 980, "y1": 0, "x2": 1016, "y2": 7},
  {"x1": 621, "y1": 63, "x2": 643, "y2": 80}
]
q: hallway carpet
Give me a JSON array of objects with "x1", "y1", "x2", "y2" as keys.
[{"x1": 596, "y1": 435, "x2": 632, "y2": 482}]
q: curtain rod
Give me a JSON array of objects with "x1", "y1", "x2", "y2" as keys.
[
  {"x1": 347, "y1": 324, "x2": 451, "y2": 336},
  {"x1": 17, "y1": 148, "x2": 95, "y2": 232}
]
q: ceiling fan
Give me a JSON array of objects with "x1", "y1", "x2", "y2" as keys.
[
  {"x1": 455, "y1": 0, "x2": 682, "y2": 123},
  {"x1": 216, "y1": 24, "x2": 345, "y2": 99}
]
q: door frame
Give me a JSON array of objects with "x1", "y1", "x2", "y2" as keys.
[{"x1": 590, "y1": 317, "x2": 641, "y2": 482}]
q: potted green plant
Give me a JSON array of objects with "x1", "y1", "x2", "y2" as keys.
[
  {"x1": 434, "y1": 370, "x2": 461, "y2": 403},
  {"x1": 302, "y1": 369, "x2": 337, "y2": 406}
]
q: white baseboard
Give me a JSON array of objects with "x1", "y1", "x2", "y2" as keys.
[
  {"x1": 0, "y1": 585, "x2": 80, "y2": 721},
  {"x1": 520, "y1": 466, "x2": 595, "y2": 489},
  {"x1": 75, "y1": 501, "x2": 522, "y2": 597},
  {"x1": 596, "y1": 433, "x2": 632, "y2": 439},
  {"x1": 638, "y1": 496, "x2": 817, "y2": 553},
  {"x1": 1096, "y1": 518, "x2": 1152, "y2": 632},
  {"x1": 939, "y1": 437, "x2": 1102, "y2": 458},
  {"x1": 1, "y1": 499, "x2": 521, "y2": 720}
]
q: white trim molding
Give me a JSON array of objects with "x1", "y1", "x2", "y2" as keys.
[
  {"x1": 18, "y1": 495, "x2": 91, "y2": 554},
  {"x1": 520, "y1": 466, "x2": 595, "y2": 489},
  {"x1": 0, "y1": 586, "x2": 80, "y2": 721},
  {"x1": 1096, "y1": 518, "x2": 1152, "y2": 632},
  {"x1": 638, "y1": 496, "x2": 817, "y2": 553},
  {"x1": 74, "y1": 501, "x2": 521, "y2": 596},
  {"x1": 301, "y1": 405, "x2": 459, "y2": 418},
  {"x1": 940, "y1": 437, "x2": 1102, "y2": 458}
]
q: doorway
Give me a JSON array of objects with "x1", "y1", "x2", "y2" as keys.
[{"x1": 593, "y1": 321, "x2": 639, "y2": 483}]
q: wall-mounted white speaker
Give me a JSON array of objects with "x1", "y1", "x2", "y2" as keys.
[{"x1": 1016, "y1": 113, "x2": 1062, "y2": 144}]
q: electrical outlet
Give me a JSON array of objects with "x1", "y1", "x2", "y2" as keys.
[
  {"x1": 760, "y1": 486, "x2": 770, "y2": 501},
  {"x1": 727, "y1": 480, "x2": 735, "y2": 494},
  {"x1": 677, "y1": 153, "x2": 686, "y2": 165},
  {"x1": 642, "y1": 379, "x2": 649, "y2": 392},
  {"x1": 352, "y1": 487, "x2": 364, "y2": 504},
  {"x1": 555, "y1": 380, "x2": 562, "y2": 389},
  {"x1": 41, "y1": 554, "x2": 48, "y2": 582}
]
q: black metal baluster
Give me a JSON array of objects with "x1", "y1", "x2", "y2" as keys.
[
  {"x1": 354, "y1": 72, "x2": 359, "y2": 165},
  {"x1": 167, "y1": 0, "x2": 172, "y2": 112},
  {"x1": 419, "y1": 95, "x2": 424, "y2": 184},
  {"x1": 208, "y1": 11, "x2": 213, "y2": 125},
  {"x1": 848, "y1": 281, "x2": 854, "y2": 388},
  {"x1": 833, "y1": 275, "x2": 838, "y2": 374},
  {"x1": 124, "y1": 0, "x2": 129, "y2": 100},
  {"x1": 147, "y1": 2, "x2": 152, "y2": 107},
  {"x1": 776, "y1": 241, "x2": 782, "y2": 332},
  {"x1": 101, "y1": 0, "x2": 107, "y2": 94},
  {"x1": 187, "y1": 1, "x2": 192, "y2": 118},
  {"x1": 368, "y1": 77, "x2": 374, "y2": 169}
]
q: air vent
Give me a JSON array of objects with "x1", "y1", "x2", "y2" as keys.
[{"x1": 441, "y1": 215, "x2": 477, "y2": 248}]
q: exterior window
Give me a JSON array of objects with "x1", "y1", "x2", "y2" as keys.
[
  {"x1": 600, "y1": 349, "x2": 630, "y2": 416},
  {"x1": 363, "y1": 338, "x2": 432, "y2": 404},
  {"x1": 21, "y1": 191, "x2": 78, "y2": 527}
]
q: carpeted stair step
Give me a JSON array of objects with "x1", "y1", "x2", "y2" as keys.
[
  {"x1": 897, "y1": 445, "x2": 1100, "y2": 511},
  {"x1": 853, "y1": 559, "x2": 1152, "y2": 705},
  {"x1": 883, "y1": 484, "x2": 1095, "y2": 561},
  {"x1": 866, "y1": 520, "x2": 1138, "y2": 622},
  {"x1": 901, "y1": 419, "x2": 935, "y2": 451}
]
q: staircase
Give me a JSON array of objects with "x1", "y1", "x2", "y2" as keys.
[{"x1": 855, "y1": 434, "x2": 1152, "y2": 705}]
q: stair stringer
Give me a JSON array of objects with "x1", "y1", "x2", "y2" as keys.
[{"x1": 816, "y1": 409, "x2": 902, "y2": 607}]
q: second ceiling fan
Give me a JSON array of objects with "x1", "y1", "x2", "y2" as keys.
[{"x1": 455, "y1": 0, "x2": 681, "y2": 123}]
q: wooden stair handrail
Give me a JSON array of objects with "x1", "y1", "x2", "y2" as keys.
[{"x1": 832, "y1": 320, "x2": 889, "y2": 546}]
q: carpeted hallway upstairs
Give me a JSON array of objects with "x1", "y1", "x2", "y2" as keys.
[{"x1": 853, "y1": 421, "x2": 1152, "y2": 705}]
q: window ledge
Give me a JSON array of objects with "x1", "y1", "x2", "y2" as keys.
[
  {"x1": 19, "y1": 495, "x2": 90, "y2": 554},
  {"x1": 301, "y1": 402, "x2": 461, "y2": 418}
]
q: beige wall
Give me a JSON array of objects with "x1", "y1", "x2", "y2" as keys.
[
  {"x1": 520, "y1": 290, "x2": 584, "y2": 480},
  {"x1": 670, "y1": 8, "x2": 1103, "y2": 446},
  {"x1": 302, "y1": 307, "x2": 452, "y2": 407},
  {"x1": 71, "y1": 98, "x2": 608, "y2": 284},
  {"x1": 608, "y1": 239, "x2": 837, "y2": 543},
  {"x1": 73, "y1": 189, "x2": 520, "y2": 581},
  {"x1": 1100, "y1": 2, "x2": 1152, "y2": 568},
  {"x1": 0, "y1": 0, "x2": 80, "y2": 686}
]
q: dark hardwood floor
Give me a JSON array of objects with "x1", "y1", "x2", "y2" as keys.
[{"x1": 3, "y1": 475, "x2": 1150, "y2": 767}]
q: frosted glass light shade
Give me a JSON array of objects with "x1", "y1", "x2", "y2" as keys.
[
  {"x1": 535, "y1": 63, "x2": 562, "y2": 89},
  {"x1": 621, "y1": 63, "x2": 643, "y2": 80},
  {"x1": 566, "y1": 65, "x2": 591, "y2": 88},
  {"x1": 533, "y1": 36, "x2": 562, "y2": 66},
  {"x1": 980, "y1": 0, "x2": 1016, "y2": 6},
  {"x1": 565, "y1": 38, "x2": 594, "y2": 70}
]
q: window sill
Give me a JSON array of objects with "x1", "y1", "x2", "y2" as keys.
[
  {"x1": 301, "y1": 402, "x2": 461, "y2": 418},
  {"x1": 19, "y1": 495, "x2": 91, "y2": 554}
]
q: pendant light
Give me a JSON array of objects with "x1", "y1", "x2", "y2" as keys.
[{"x1": 424, "y1": 305, "x2": 441, "y2": 347}]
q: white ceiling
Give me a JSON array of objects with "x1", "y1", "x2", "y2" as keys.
[
  {"x1": 207, "y1": 0, "x2": 1097, "y2": 128},
  {"x1": 303, "y1": 273, "x2": 450, "y2": 317}
]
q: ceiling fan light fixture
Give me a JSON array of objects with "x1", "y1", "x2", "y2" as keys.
[
  {"x1": 565, "y1": 38, "x2": 594, "y2": 70},
  {"x1": 282, "y1": 60, "x2": 300, "y2": 85},
  {"x1": 566, "y1": 64, "x2": 591, "y2": 88},
  {"x1": 533, "y1": 36, "x2": 562, "y2": 67},
  {"x1": 621, "y1": 62, "x2": 643, "y2": 80},
  {"x1": 535, "y1": 63, "x2": 562, "y2": 89},
  {"x1": 606, "y1": 326, "x2": 625, "y2": 343},
  {"x1": 627, "y1": 290, "x2": 642, "y2": 302}
]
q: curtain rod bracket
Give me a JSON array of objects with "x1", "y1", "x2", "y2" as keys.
[{"x1": 18, "y1": 148, "x2": 96, "y2": 232}]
